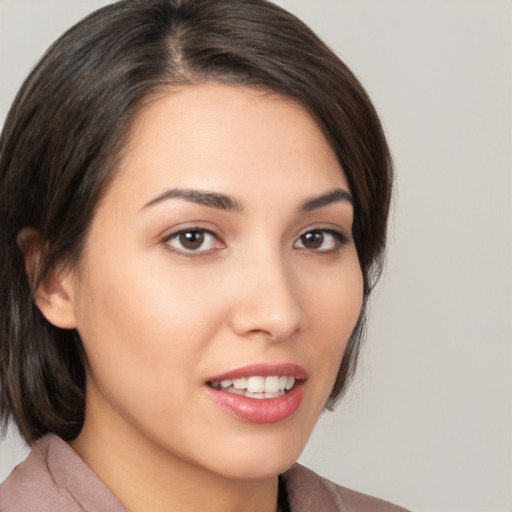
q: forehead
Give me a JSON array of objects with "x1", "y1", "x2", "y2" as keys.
[{"x1": 107, "y1": 82, "x2": 348, "y2": 210}]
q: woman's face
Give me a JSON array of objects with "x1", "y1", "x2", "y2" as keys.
[{"x1": 66, "y1": 83, "x2": 363, "y2": 480}]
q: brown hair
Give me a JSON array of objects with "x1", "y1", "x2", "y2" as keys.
[{"x1": 0, "y1": 0, "x2": 392, "y2": 444}]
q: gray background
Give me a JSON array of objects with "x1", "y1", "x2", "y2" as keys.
[{"x1": 1, "y1": 1, "x2": 511, "y2": 511}]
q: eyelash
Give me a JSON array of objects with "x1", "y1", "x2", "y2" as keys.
[
  {"x1": 293, "y1": 228, "x2": 349, "y2": 252},
  {"x1": 159, "y1": 227, "x2": 349, "y2": 257},
  {"x1": 160, "y1": 228, "x2": 223, "y2": 258}
]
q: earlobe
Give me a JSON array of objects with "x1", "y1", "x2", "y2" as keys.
[{"x1": 17, "y1": 227, "x2": 78, "y2": 329}]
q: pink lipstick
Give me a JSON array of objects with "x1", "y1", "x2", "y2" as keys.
[{"x1": 204, "y1": 363, "x2": 307, "y2": 423}]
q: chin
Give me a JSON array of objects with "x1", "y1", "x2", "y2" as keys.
[
  {"x1": 219, "y1": 458, "x2": 298, "y2": 481},
  {"x1": 205, "y1": 432, "x2": 308, "y2": 481}
]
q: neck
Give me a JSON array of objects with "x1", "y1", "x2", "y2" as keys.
[{"x1": 70, "y1": 406, "x2": 280, "y2": 512}]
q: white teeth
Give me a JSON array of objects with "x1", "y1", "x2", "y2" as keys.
[
  {"x1": 212, "y1": 375, "x2": 297, "y2": 396},
  {"x1": 285, "y1": 377, "x2": 295, "y2": 390},
  {"x1": 245, "y1": 391, "x2": 266, "y2": 399},
  {"x1": 232, "y1": 378, "x2": 247, "y2": 389},
  {"x1": 265, "y1": 376, "x2": 280, "y2": 393},
  {"x1": 246, "y1": 376, "x2": 265, "y2": 393},
  {"x1": 229, "y1": 387, "x2": 247, "y2": 396}
]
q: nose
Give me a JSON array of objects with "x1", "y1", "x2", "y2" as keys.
[{"x1": 227, "y1": 250, "x2": 308, "y2": 342}]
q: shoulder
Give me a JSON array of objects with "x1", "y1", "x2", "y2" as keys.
[
  {"x1": 283, "y1": 463, "x2": 411, "y2": 512},
  {"x1": 0, "y1": 434, "x2": 127, "y2": 512},
  {"x1": 0, "y1": 435, "x2": 75, "y2": 511}
]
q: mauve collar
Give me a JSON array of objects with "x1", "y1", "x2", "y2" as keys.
[{"x1": 43, "y1": 435, "x2": 129, "y2": 511}]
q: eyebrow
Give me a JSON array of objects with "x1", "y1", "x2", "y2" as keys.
[
  {"x1": 298, "y1": 188, "x2": 353, "y2": 213},
  {"x1": 143, "y1": 188, "x2": 244, "y2": 213},
  {"x1": 142, "y1": 187, "x2": 353, "y2": 213}
]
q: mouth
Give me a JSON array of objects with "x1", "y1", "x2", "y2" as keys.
[
  {"x1": 207, "y1": 375, "x2": 297, "y2": 399},
  {"x1": 204, "y1": 364, "x2": 307, "y2": 423}
]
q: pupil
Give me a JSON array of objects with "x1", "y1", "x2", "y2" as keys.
[
  {"x1": 302, "y1": 231, "x2": 323, "y2": 249},
  {"x1": 180, "y1": 231, "x2": 204, "y2": 249}
]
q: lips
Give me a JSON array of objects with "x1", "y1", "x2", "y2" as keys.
[{"x1": 204, "y1": 364, "x2": 307, "y2": 423}]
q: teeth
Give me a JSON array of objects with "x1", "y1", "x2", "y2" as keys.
[
  {"x1": 216, "y1": 375, "x2": 296, "y2": 395},
  {"x1": 246, "y1": 376, "x2": 265, "y2": 393},
  {"x1": 264, "y1": 376, "x2": 280, "y2": 393},
  {"x1": 232, "y1": 378, "x2": 247, "y2": 389},
  {"x1": 245, "y1": 391, "x2": 266, "y2": 399},
  {"x1": 244, "y1": 391, "x2": 284, "y2": 399}
]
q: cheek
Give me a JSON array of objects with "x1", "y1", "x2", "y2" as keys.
[
  {"x1": 304, "y1": 257, "x2": 364, "y2": 381},
  {"x1": 73, "y1": 245, "x2": 229, "y2": 385},
  {"x1": 71, "y1": 259, "x2": 225, "y2": 439}
]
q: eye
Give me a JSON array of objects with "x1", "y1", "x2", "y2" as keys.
[
  {"x1": 294, "y1": 229, "x2": 347, "y2": 252},
  {"x1": 161, "y1": 228, "x2": 223, "y2": 255}
]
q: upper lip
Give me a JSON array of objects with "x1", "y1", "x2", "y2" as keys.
[{"x1": 206, "y1": 363, "x2": 308, "y2": 383}]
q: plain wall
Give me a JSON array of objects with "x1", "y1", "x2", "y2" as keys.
[{"x1": 1, "y1": 1, "x2": 511, "y2": 511}]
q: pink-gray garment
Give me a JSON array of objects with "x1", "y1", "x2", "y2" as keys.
[{"x1": 0, "y1": 435, "x2": 410, "y2": 512}]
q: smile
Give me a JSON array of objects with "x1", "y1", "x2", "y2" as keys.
[
  {"x1": 208, "y1": 375, "x2": 296, "y2": 399},
  {"x1": 204, "y1": 364, "x2": 307, "y2": 423}
]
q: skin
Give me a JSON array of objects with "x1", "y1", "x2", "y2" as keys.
[{"x1": 36, "y1": 83, "x2": 363, "y2": 512}]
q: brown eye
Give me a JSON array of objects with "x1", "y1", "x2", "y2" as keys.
[
  {"x1": 163, "y1": 228, "x2": 221, "y2": 255},
  {"x1": 300, "y1": 230, "x2": 324, "y2": 249},
  {"x1": 294, "y1": 229, "x2": 347, "y2": 252},
  {"x1": 179, "y1": 231, "x2": 204, "y2": 250}
]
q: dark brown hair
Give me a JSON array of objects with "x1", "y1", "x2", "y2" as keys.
[{"x1": 0, "y1": 0, "x2": 392, "y2": 444}]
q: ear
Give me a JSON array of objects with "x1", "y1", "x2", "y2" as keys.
[{"x1": 17, "y1": 227, "x2": 78, "y2": 329}]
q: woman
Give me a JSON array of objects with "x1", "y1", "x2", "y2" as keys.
[{"x1": 0, "y1": 1, "x2": 408, "y2": 510}]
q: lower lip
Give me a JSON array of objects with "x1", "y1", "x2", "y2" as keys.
[{"x1": 204, "y1": 381, "x2": 306, "y2": 424}]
